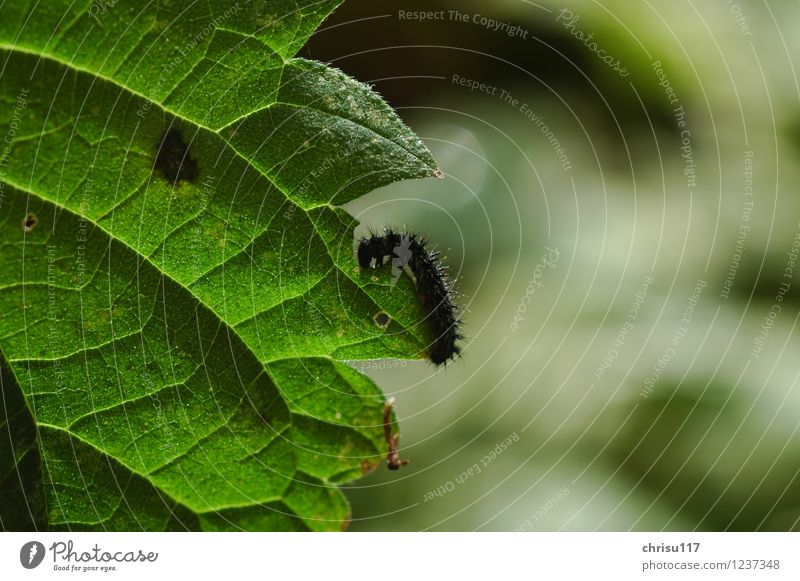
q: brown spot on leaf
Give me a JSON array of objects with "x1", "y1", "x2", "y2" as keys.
[
  {"x1": 21, "y1": 212, "x2": 38, "y2": 232},
  {"x1": 154, "y1": 128, "x2": 199, "y2": 184}
]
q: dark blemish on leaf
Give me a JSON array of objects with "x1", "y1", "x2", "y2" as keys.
[
  {"x1": 154, "y1": 127, "x2": 199, "y2": 184},
  {"x1": 383, "y1": 398, "x2": 408, "y2": 471},
  {"x1": 21, "y1": 213, "x2": 38, "y2": 232},
  {"x1": 373, "y1": 311, "x2": 391, "y2": 328}
]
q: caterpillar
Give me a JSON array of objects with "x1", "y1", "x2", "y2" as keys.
[{"x1": 357, "y1": 228, "x2": 462, "y2": 365}]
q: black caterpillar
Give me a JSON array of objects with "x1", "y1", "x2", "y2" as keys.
[{"x1": 357, "y1": 229, "x2": 462, "y2": 365}]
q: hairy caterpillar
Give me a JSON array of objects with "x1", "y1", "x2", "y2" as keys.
[{"x1": 357, "y1": 229, "x2": 462, "y2": 365}]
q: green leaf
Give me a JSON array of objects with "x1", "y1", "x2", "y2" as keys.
[{"x1": 0, "y1": 0, "x2": 439, "y2": 531}]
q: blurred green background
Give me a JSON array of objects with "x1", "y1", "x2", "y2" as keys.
[{"x1": 304, "y1": 0, "x2": 800, "y2": 530}]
